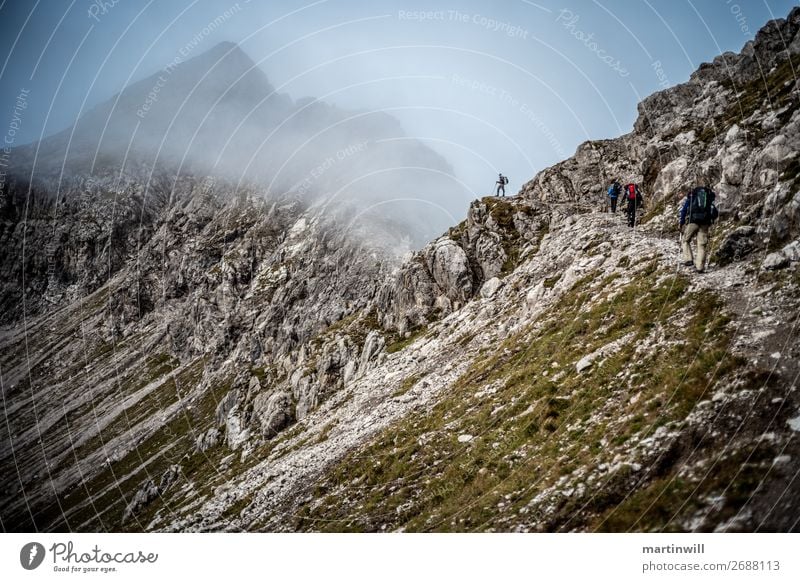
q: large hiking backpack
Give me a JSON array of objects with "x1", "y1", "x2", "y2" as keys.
[
  {"x1": 689, "y1": 187, "x2": 718, "y2": 224},
  {"x1": 502, "y1": 176, "x2": 509, "y2": 185},
  {"x1": 608, "y1": 182, "x2": 620, "y2": 198},
  {"x1": 626, "y1": 184, "x2": 637, "y2": 200}
]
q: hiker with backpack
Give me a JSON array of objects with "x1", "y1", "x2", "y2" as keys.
[
  {"x1": 496, "y1": 173, "x2": 509, "y2": 197},
  {"x1": 607, "y1": 179, "x2": 621, "y2": 213},
  {"x1": 679, "y1": 185, "x2": 719, "y2": 273},
  {"x1": 623, "y1": 182, "x2": 643, "y2": 227}
]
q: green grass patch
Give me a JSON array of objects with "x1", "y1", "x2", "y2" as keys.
[
  {"x1": 393, "y1": 374, "x2": 422, "y2": 398},
  {"x1": 386, "y1": 326, "x2": 427, "y2": 354},
  {"x1": 543, "y1": 275, "x2": 560, "y2": 289},
  {"x1": 596, "y1": 442, "x2": 775, "y2": 532}
]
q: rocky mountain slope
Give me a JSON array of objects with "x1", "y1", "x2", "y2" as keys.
[{"x1": 1, "y1": 8, "x2": 800, "y2": 532}]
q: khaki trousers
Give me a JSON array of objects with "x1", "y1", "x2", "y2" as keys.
[{"x1": 682, "y1": 223, "x2": 709, "y2": 271}]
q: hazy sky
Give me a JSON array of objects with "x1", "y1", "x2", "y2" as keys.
[{"x1": 1, "y1": 0, "x2": 797, "y2": 205}]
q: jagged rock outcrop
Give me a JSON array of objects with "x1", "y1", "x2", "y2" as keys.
[
  {"x1": 377, "y1": 197, "x2": 549, "y2": 332},
  {"x1": 252, "y1": 391, "x2": 295, "y2": 438},
  {"x1": 520, "y1": 6, "x2": 800, "y2": 258}
]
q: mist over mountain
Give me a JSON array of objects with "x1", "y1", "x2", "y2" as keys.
[{"x1": 8, "y1": 41, "x2": 464, "y2": 244}]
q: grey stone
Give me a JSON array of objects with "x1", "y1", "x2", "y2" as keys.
[
  {"x1": 358, "y1": 331, "x2": 385, "y2": 375},
  {"x1": 196, "y1": 428, "x2": 220, "y2": 453},
  {"x1": 123, "y1": 479, "x2": 159, "y2": 522},
  {"x1": 763, "y1": 251, "x2": 789, "y2": 270},
  {"x1": 480, "y1": 277, "x2": 503, "y2": 299},
  {"x1": 253, "y1": 391, "x2": 295, "y2": 439},
  {"x1": 576, "y1": 356, "x2": 594, "y2": 373},
  {"x1": 783, "y1": 240, "x2": 800, "y2": 261}
]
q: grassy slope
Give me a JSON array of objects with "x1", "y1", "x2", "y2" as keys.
[{"x1": 290, "y1": 261, "x2": 757, "y2": 532}]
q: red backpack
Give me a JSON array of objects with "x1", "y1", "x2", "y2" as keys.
[{"x1": 626, "y1": 184, "x2": 637, "y2": 200}]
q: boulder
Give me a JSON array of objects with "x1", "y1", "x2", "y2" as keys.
[
  {"x1": 225, "y1": 406, "x2": 249, "y2": 450},
  {"x1": 428, "y1": 238, "x2": 473, "y2": 303},
  {"x1": 762, "y1": 251, "x2": 789, "y2": 270},
  {"x1": 474, "y1": 232, "x2": 507, "y2": 280},
  {"x1": 480, "y1": 277, "x2": 503, "y2": 299},
  {"x1": 715, "y1": 226, "x2": 757, "y2": 264},
  {"x1": 123, "y1": 479, "x2": 159, "y2": 522},
  {"x1": 159, "y1": 464, "x2": 181, "y2": 492},
  {"x1": 782, "y1": 240, "x2": 800, "y2": 261},
  {"x1": 196, "y1": 427, "x2": 220, "y2": 452},
  {"x1": 253, "y1": 390, "x2": 295, "y2": 438},
  {"x1": 358, "y1": 330, "x2": 385, "y2": 375},
  {"x1": 576, "y1": 355, "x2": 594, "y2": 373}
]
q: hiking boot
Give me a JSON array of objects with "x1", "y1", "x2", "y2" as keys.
[
  {"x1": 682, "y1": 261, "x2": 693, "y2": 266},
  {"x1": 695, "y1": 268, "x2": 705, "y2": 274}
]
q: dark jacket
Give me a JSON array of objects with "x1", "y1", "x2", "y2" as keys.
[{"x1": 679, "y1": 196, "x2": 690, "y2": 226}]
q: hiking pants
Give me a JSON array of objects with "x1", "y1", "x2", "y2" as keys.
[
  {"x1": 609, "y1": 197, "x2": 617, "y2": 213},
  {"x1": 682, "y1": 223, "x2": 710, "y2": 271},
  {"x1": 497, "y1": 184, "x2": 505, "y2": 197},
  {"x1": 626, "y1": 199, "x2": 636, "y2": 227}
]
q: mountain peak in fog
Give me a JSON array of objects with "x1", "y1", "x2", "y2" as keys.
[
  {"x1": 10, "y1": 39, "x2": 287, "y2": 176},
  {"x1": 9, "y1": 41, "x2": 464, "y2": 243}
]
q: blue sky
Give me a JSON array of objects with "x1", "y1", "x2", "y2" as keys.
[{"x1": 1, "y1": 0, "x2": 797, "y2": 202}]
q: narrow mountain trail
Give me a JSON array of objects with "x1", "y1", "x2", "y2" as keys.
[
  {"x1": 622, "y1": 212, "x2": 800, "y2": 533},
  {"x1": 610, "y1": 207, "x2": 799, "y2": 406}
]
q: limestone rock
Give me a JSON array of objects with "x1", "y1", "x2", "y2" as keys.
[
  {"x1": 783, "y1": 240, "x2": 800, "y2": 261},
  {"x1": 428, "y1": 238, "x2": 472, "y2": 303},
  {"x1": 253, "y1": 391, "x2": 295, "y2": 439},
  {"x1": 576, "y1": 355, "x2": 594, "y2": 373},
  {"x1": 480, "y1": 277, "x2": 503, "y2": 299},
  {"x1": 123, "y1": 480, "x2": 159, "y2": 522},
  {"x1": 763, "y1": 251, "x2": 789, "y2": 270},
  {"x1": 196, "y1": 428, "x2": 220, "y2": 452},
  {"x1": 358, "y1": 331, "x2": 385, "y2": 375}
]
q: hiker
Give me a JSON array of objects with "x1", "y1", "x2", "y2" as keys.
[
  {"x1": 607, "y1": 179, "x2": 621, "y2": 213},
  {"x1": 496, "y1": 173, "x2": 508, "y2": 197},
  {"x1": 679, "y1": 185, "x2": 719, "y2": 273},
  {"x1": 623, "y1": 182, "x2": 643, "y2": 227}
]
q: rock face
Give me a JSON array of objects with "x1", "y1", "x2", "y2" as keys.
[
  {"x1": 1, "y1": 9, "x2": 800, "y2": 533},
  {"x1": 519, "y1": 7, "x2": 800, "y2": 257},
  {"x1": 253, "y1": 391, "x2": 295, "y2": 438},
  {"x1": 377, "y1": 197, "x2": 549, "y2": 332}
]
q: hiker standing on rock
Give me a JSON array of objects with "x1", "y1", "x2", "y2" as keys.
[
  {"x1": 496, "y1": 173, "x2": 508, "y2": 197},
  {"x1": 623, "y1": 182, "x2": 643, "y2": 227},
  {"x1": 680, "y1": 185, "x2": 719, "y2": 273},
  {"x1": 607, "y1": 179, "x2": 621, "y2": 213}
]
